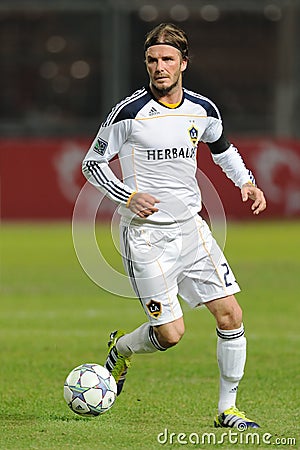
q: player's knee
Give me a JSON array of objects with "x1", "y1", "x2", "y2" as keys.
[
  {"x1": 217, "y1": 303, "x2": 243, "y2": 330},
  {"x1": 155, "y1": 321, "x2": 185, "y2": 348},
  {"x1": 165, "y1": 330, "x2": 183, "y2": 347},
  {"x1": 161, "y1": 331, "x2": 183, "y2": 348}
]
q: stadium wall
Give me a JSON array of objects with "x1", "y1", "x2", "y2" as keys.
[{"x1": 1, "y1": 137, "x2": 300, "y2": 221}]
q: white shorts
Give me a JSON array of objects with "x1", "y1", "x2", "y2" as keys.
[{"x1": 120, "y1": 215, "x2": 240, "y2": 326}]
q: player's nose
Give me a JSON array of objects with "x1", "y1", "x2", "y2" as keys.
[{"x1": 156, "y1": 59, "x2": 165, "y2": 72}]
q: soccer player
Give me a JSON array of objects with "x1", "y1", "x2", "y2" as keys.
[{"x1": 82, "y1": 23, "x2": 266, "y2": 429}]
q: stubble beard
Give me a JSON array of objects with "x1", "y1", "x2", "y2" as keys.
[{"x1": 151, "y1": 77, "x2": 181, "y2": 98}]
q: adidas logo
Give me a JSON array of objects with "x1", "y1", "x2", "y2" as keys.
[
  {"x1": 230, "y1": 386, "x2": 239, "y2": 393},
  {"x1": 149, "y1": 107, "x2": 160, "y2": 116}
]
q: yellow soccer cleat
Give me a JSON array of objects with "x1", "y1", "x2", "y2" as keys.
[
  {"x1": 104, "y1": 330, "x2": 131, "y2": 396},
  {"x1": 214, "y1": 406, "x2": 260, "y2": 429}
]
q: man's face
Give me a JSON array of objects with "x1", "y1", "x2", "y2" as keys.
[{"x1": 145, "y1": 44, "x2": 187, "y2": 96}]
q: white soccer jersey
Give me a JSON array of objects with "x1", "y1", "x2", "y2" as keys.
[{"x1": 82, "y1": 87, "x2": 254, "y2": 223}]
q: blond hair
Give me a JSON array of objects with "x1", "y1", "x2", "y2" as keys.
[{"x1": 144, "y1": 23, "x2": 189, "y2": 60}]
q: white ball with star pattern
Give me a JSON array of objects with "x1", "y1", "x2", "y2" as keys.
[{"x1": 64, "y1": 363, "x2": 117, "y2": 416}]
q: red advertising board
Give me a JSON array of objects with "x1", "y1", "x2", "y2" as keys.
[
  {"x1": 198, "y1": 137, "x2": 300, "y2": 219},
  {"x1": 1, "y1": 137, "x2": 300, "y2": 220}
]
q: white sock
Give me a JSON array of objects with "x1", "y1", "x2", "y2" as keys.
[
  {"x1": 216, "y1": 325, "x2": 246, "y2": 414},
  {"x1": 116, "y1": 323, "x2": 166, "y2": 357}
]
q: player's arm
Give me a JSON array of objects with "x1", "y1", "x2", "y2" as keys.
[
  {"x1": 82, "y1": 159, "x2": 134, "y2": 204},
  {"x1": 82, "y1": 122, "x2": 160, "y2": 218},
  {"x1": 207, "y1": 133, "x2": 266, "y2": 215},
  {"x1": 83, "y1": 160, "x2": 159, "y2": 217},
  {"x1": 82, "y1": 121, "x2": 135, "y2": 205},
  {"x1": 82, "y1": 99, "x2": 142, "y2": 206}
]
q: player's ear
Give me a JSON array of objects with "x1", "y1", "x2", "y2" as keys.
[{"x1": 181, "y1": 57, "x2": 188, "y2": 72}]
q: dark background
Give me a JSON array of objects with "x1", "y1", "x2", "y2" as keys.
[{"x1": 1, "y1": 0, "x2": 299, "y2": 138}]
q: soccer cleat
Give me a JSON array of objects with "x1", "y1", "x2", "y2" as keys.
[
  {"x1": 214, "y1": 406, "x2": 260, "y2": 429},
  {"x1": 104, "y1": 330, "x2": 131, "y2": 396}
]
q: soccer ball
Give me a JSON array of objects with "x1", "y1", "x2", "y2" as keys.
[{"x1": 63, "y1": 363, "x2": 117, "y2": 416}]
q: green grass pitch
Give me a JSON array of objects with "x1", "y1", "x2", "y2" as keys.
[{"x1": 0, "y1": 221, "x2": 299, "y2": 449}]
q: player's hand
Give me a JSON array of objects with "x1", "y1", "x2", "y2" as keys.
[
  {"x1": 127, "y1": 192, "x2": 160, "y2": 218},
  {"x1": 241, "y1": 183, "x2": 267, "y2": 215}
]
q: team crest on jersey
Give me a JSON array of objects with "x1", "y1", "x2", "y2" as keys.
[
  {"x1": 146, "y1": 299, "x2": 162, "y2": 319},
  {"x1": 188, "y1": 124, "x2": 199, "y2": 146},
  {"x1": 93, "y1": 138, "x2": 108, "y2": 155}
]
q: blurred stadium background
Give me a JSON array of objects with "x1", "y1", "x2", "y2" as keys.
[{"x1": 0, "y1": 0, "x2": 300, "y2": 220}]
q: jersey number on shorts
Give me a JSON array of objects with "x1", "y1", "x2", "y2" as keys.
[{"x1": 221, "y1": 263, "x2": 232, "y2": 287}]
